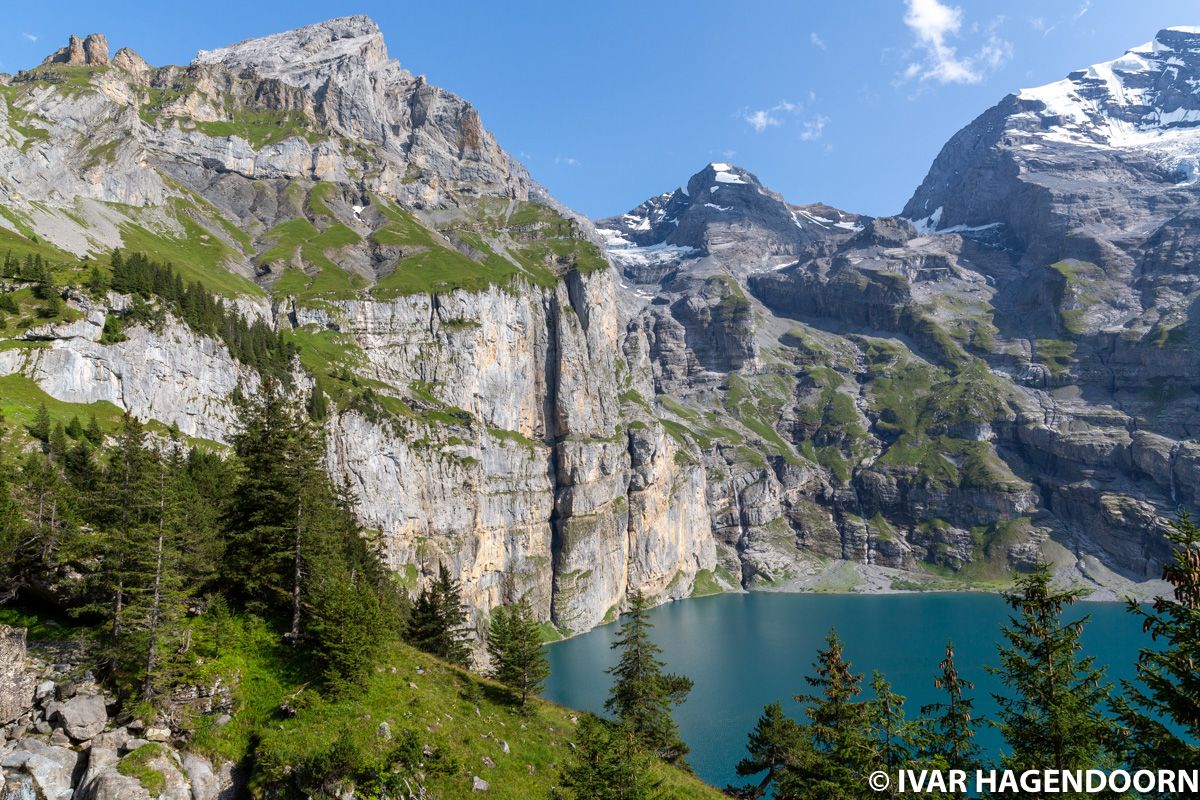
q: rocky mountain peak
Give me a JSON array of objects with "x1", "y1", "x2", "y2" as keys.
[
  {"x1": 193, "y1": 15, "x2": 388, "y2": 89},
  {"x1": 904, "y1": 25, "x2": 1200, "y2": 235},
  {"x1": 40, "y1": 33, "x2": 110, "y2": 67},
  {"x1": 1013, "y1": 26, "x2": 1200, "y2": 153},
  {"x1": 599, "y1": 162, "x2": 860, "y2": 279}
]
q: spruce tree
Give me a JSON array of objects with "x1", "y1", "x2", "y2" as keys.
[
  {"x1": 989, "y1": 563, "x2": 1116, "y2": 796},
  {"x1": 868, "y1": 671, "x2": 911, "y2": 791},
  {"x1": 730, "y1": 702, "x2": 806, "y2": 800},
  {"x1": 0, "y1": 430, "x2": 33, "y2": 604},
  {"x1": 791, "y1": 630, "x2": 874, "y2": 800},
  {"x1": 29, "y1": 403, "x2": 51, "y2": 444},
  {"x1": 93, "y1": 413, "x2": 157, "y2": 646},
  {"x1": 48, "y1": 421, "x2": 68, "y2": 464},
  {"x1": 1114, "y1": 512, "x2": 1200, "y2": 771},
  {"x1": 487, "y1": 598, "x2": 550, "y2": 709},
  {"x1": 554, "y1": 716, "x2": 659, "y2": 800},
  {"x1": 604, "y1": 590, "x2": 693, "y2": 765},
  {"x1": 917, "y1": 642, "x2": 981, "y2": 792},
  {"x1": 84, "y1": 413, "x2": 104, "y2": 445},
  {"x1": 406, "y1": 563, "x2": 473, "y2": 666}
]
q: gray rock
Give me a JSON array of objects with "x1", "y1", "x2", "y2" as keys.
[
  {"x1": 54, "y1": 694, "x2": 107, "y2": 741},
  {"x1": 0, "y1": 738, "x2": 80, "y2": 800},
  {"x1": 471, "y1": 776, "x2": 489, "y2": 792},
  {"x1": 183, "y1": 753, "x2": 218, "y2": 800},
  {"x1": 0, "y1": 627, "x2": 36, "y2": 725}
]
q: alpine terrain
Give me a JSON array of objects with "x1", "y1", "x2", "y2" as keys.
[{"x1": 0, "y1": 15, "x2": 1197, "y2": 798}]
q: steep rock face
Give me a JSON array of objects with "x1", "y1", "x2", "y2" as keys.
[
  {"x1": 0, "y1": 294, "x2": 260, "y2": 442},
  {"x1": 607, "y1": 145, "x2": 1186, "y2": 595},
  {"x1": 192, "y1": 16, "x2": 538, "y2": 208},
  {"x1": 900, "y1": 27, "x2": 1200, "y2": 438},
  {"x1": 296, "y1": 268, "x2": 714, "y2": 633}
]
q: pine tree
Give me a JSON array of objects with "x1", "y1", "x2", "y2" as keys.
[
  {"x1": 29, "y1": 403, "x2": 51, "y2": 443},
  {"x1": 405, "y1": 563, "x2": 473, "y2": 666},
  {"x1": 84, "y1": 413, "x2": 104, "y2": 445},
  {"x1": 729, "y1": 702, "x2": 806, "y2": 800},
  {"x1": 867, "y1": 672, "x2": 912, "y2": 799},
  {"x1": 554, "y1": 716, "x2": 659, "y2": 800},
  {"x1": 604, "y1": 590, "x2": 693, "y2": 765},
  {"x1": 1114, "y1": 512, "x2": 1200, "y2": 771},
  {"x1": 48, "y1": 422, "x2": 68, "y2": 464},
  {"x1": 65, "y1": 415, "x2": 85, "y2": 440},
  {"x1": 790, "y1": 630, "x2": 874, "y2": 800},
  {"x1": 989, "y1": 563, "x2": 1116, "y2": 796},
  {"x1": 17, "y1": 451, "x2": 77, "y2": 577},
  {"x1": 917, "y1": 642, "x2": 981, "y2": 794},
  {"x1": 0, "y1": 429, "x2": 31, "y2": 605},
  {"x1": 487, "y1": 598, "x2": 550, "y2": 709}
]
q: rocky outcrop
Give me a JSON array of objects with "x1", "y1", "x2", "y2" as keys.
[
  {"x1": 0, "y1": 632, "x2": 237, "y2": 800},
  {"x1": 41, "y1": 34, "x2": 110, "y2": 67},
  {"x1": 0, "y1": 628, "x2": 35, "y2": 727}
]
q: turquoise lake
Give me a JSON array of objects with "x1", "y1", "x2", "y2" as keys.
[{"x1": 541, "y1": 592, "x2": 1152, "y2": 790}]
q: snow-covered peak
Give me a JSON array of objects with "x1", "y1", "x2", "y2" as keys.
[{"x1": 1014, "y1": 27, "x2": 1200, "y2": 159}]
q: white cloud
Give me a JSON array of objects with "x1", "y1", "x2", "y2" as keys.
[
  {"x1": 810, "y1": 32, "x2": 827, "y2": 50},
  {"x1": 800, "y1": 115, "x2": 829, "y2": 142},
  {"x1": 978, "y1": 34, "x2": 1012, "y2": 69},
  {"x1": 22, "y1": 32, "x2": 38, "y2": 42},
  {"x1": 741, "y1": 99, "x2": 801, "y2": 134},
  {"x1": 744, "y1": 110, "x2": 779, "y2": 133},
  {"x1": 1073, "y1": 1, "x2": 1091, "y2": 23},
  {"x1": 555, "y1": 155, "x2": 580, "y2": 167},
  {"x1": 900, "y1": 0, "x2": 1012, "y2": 85}
]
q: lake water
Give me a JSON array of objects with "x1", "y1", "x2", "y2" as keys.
[{"x1": 542, "y1": 592, "x2": 1152, "y2": 790}]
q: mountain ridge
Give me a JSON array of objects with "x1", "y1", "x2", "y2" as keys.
[{"x1": 1, "y1": 18, "x2": 1193, "y2": 655}]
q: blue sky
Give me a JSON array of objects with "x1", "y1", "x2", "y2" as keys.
[{"x1": 1, "y1": 1, "x2": 1196, "y2": 218}]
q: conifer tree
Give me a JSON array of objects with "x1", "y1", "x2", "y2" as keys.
[
  {"x1": 917, "y1": 642, "x2": 981, "y2": 793},
  {"x1": 1114, "y1": 512, "x2": 1200, "y2": 771},
  {"x1": 791, "y1": 630, "x2": 874, "y2": 800},
  {"x1": 868, "y1": 671, "x2": 911, "y2": 791},
  {"x1": 554, "y1": 716, "x2": 659, "y2": 800},
  {"x1": 405, "y1": 563, "x2": 473, "y2": 667},
  {"x1": 48, "y1": 421, "x2": 68, "y2": 463},
  {"x1": 730, "y1": 702, "x2": 806, "y2": 800},
  {"x1": 989, "y1": 563, "x2": 1116, "y2": 796},
  {"x1": 487, "y1": 598, "x2": 550, "y2": 708},
  {"x1": 84, "y1": 413, "x2": 104, "y2": 445},
  {"x1": 17, "y1": 451, "x2": 76, "y2": 576},
  {"x1": 29, "y1": 403, "x2": 51, "y2": 444},
  {"x1": 93, "y1": 413, "x2": 157, "y2": 645},
  {"x1": 0, "y1": 431, "x2": 30, "y2": 605},
  {"x1": 604, "y1": 590, "x2": 693, "y2": 765},
  {"x1": 65, "y1": 415, "x2": 84, "y2": 440}
]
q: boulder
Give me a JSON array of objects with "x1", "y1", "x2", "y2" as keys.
[
  {"x1": 472, "y1": 776, "x2": 490, "y2": 792},
  {"x1": 0, "y1": 738, "x2": 80, "y2": 800},
  {"x1": 0, "y1": 627, "x2": 36, "y2": 725},
  {"x1": 183, "y1": 754, "x2": 218, "y2": 800},
  {"x1": 54, "y1": 693, "x2": 108, "y2": 741}
]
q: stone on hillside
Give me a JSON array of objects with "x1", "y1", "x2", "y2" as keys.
[
  {"x1": 0, "y1": 738, "x2": 80, "y2": 800},
  {"x1": 472, "y1": 776, "x2": 489, "y2": 792},
  {"x1": 0, "y1": 627, "x2": 36, "y2": 725},
  {"x1": 183, "y1": 753, "x2": 219, "y2": 800},
  {"x1": 54, "y1": 693, "x2": 107, "y2": 740}
]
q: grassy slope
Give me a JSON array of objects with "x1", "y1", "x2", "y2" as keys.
[{"x1": 168, "y1": 617, "x2": 722, "y2": 800}]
